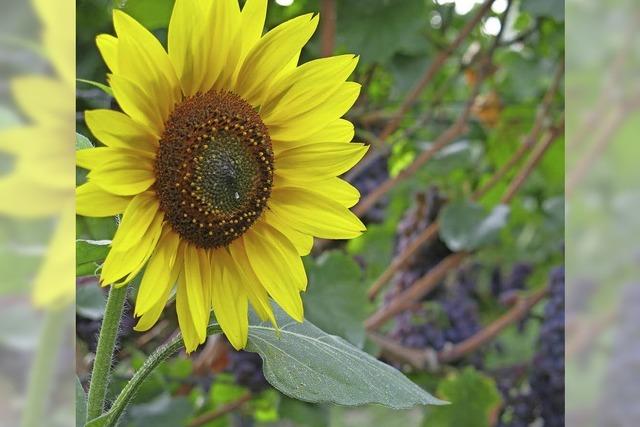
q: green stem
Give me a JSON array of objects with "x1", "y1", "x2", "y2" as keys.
[
  {"x1": 99, "y1": 324, "x2": 222, "y2": 427},
  {"x1": 20, "y1": 308, "x2": 68, "y2": 427},
  {"x1": 86, "y1": 285, "x2": 128, "y2": 421}
]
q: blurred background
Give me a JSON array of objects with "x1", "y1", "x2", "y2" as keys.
[
  {"x1": 75, "y1": 0, "x2": 567, "y2": 426},
  {"x1": 0, "y1": 0, "x2": 74, "y2": 426}
]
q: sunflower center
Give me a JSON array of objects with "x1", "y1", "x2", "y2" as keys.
[{"x1": 155, "y1": 90, "x2": 273, "y2": 249}]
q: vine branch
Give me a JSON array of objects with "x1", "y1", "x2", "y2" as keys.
[
  {"x1": 366, "y1": 62, "x2": 564, "y2": 300},
  {"x1": 370, "y1": 286, "x2": 549, "y2": 370}
]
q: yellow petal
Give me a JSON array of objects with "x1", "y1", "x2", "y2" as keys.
[
  {"x1": 32, "y1": 206, "x2": 75, "y2": 307},
  {"x1": 305, "y1": 118, "x2": 355, "y2": 143},
  {"x1": 100, "y1": 212, "x2": 163, "y2": 285},
  {"x1": 76, "y1": 181, "x2": 131, "y2": 217},
  {"x1": 268, "y1": 82, "x2": 360, "y2": 141},
  {"x1": 76, "y1": 146, "x2": 155, "y2": 170},
  {"x1": 112, "y1": 10, "x2": 181, "y2": 119},
  {"x1": 237, "y1": 0, "x2": 267, "y2": 62},
  {"x1": 108, "y1": 74, "x2": 164, "y2": 136},
  {"x1": 212, "y1": 249, "x2": 249, "y2": 350},
  {"x1": 176, "y1": 272, "x2": 203, "y2": 353},
  {"x1": 274, "y1": 175, "x2": 360, "y2": 208},
  {"x1": 200, "y1": 0, "x2": 241, "y2": 92},
  {"x1": 110, "y1": 192, "x2": 160, "y2": 252},
  {"x1": 260, "y1": 209, "x2": 313, "y2": 257},
  {"x1": 261, "y1": 55, "x2": 359, "y2": 125},
  {"x1": 269, "y1": 187, "x2": 366, "y2": 239},
  {"x1": 135, "y1": 228, "x2": 181, "y2": 315},
  {"x1": 236, "y1": 14, "x2": 318, "y2": 105},
  {"x1": 88, "y1": 151, "x2": 155, "y2": 196},
  {"x1": 183, "y1": 244, "x2": 210, "y2": 342},
  {"x1": 275, "y1": 142, "x2": 369, "y2": 181},
  {"x1": 85, "y1": 109, "x2": 159, "y2": 151},
  {"x1": 241, "y1": 223, "x2": 305, "y2": 321},
  {"x1": 96, "y1": 34, "x2": 119, "y2": 74},
  {"x1": 11, "y1": 77, "x2": 72, "y2": 126},
  {"x1": 227, "y1": 239, "x2": 277, "y2": 325},
  {"x1": 168, "y1": 0, "x2": 208, "y2": 96}
]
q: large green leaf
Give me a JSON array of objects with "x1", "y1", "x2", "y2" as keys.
[
  {"x1": 245, "y1": 306, "x2": 443, "y2": 409},
  {"x1": 303, "y1": 252, "x2": 367, "y2": 347},
  {"x1": 440, "y1": 201, "x2": 510, "y2": 251},
  {"x1": 422, "y1": 367, "x2": 501, "y2": 427}
]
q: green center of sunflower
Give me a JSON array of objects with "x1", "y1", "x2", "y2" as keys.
[{"x1": 155, "y1": 90, "x2": 273, "y2": 249}]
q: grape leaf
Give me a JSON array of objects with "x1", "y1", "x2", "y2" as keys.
[
  {"x1": 245, "y1": 306, "x2": 444, "y2": 409},
  {"x1": 440, "y1": 201, "x2": 510, "y2": 251},
  {"x1": 422, "y1": 367, "x2": 501, "y2": 427}
]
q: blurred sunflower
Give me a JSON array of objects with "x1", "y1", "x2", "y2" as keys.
[
  {"x1": 0, "y1": 0, "x2": 74, "y2": 306},
  {"x1": 77, "y1": 0, "x2": 367, "y2": 351}
]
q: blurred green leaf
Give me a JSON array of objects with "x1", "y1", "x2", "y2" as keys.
[
  {"x1": 76, "y1": 239, "x2": 111, "y2": 277},
  {"x1": 76, "y1": 377, "x2": 87, "y2": 427},
  {"x1": 125, "y1": 393, "x2": 194, "y2": 427},
  {"x1": 337, "y1": 0, "x2": 428, "y2": 65},
  {"x1": 76, "y1": 133, "x2": 93, "y2": 151},
  {"x1": 422, "y1": 367, "x2": 501, "y2": 427},
  {"x1": 303, "y1": 251, "x2": 367, "y2": 347},
  {"x1": 279, "y1": 395, "x2": 330, "y2": 427},
  {"x1": 113, "y1": 0, "x2": 175, "y2": 30},
  {"x1": 76, "y1": 283, "x2": 106, "y2": 320},
  {"x1": 520, "y1": 0, "x2": 564, "y2": 22},
  {"x1": 245, "y1": 306, "x2": 444, "y2": 409},
  {"x1": 440, "y1": 201, "x2": 510, "y2": 251}
]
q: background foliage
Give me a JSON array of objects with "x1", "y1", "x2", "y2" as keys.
[{"x1": 76, "y1": 0, "x2": 564, "y2": 426}]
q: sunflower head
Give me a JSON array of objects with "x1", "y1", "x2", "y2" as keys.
[
  {"x1": 155, "y1": 89, "x2": 274, "y2": 249},
  {"x1": 77, "y1": 0, "x2": 367, "y2": 352}
]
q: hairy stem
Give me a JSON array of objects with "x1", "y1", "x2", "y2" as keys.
[
  {"x1": 99, "y1": 324, "x2": 222, "y2": 427},
  {"x1": 86, "y1": 285, "x2": 128, "y2": 421}
]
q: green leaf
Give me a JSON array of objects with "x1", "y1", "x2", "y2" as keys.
[
  {"x1": 124, "y1": 394, "x2": 194, "y2": 427},
  {"x1": 245, "y1": 306, "x2": 444, "y2": 409},
  {"x1": 303, "y1": 252, "x2": 367, "y2": 347},
  {"x1": 113, "y1": 0, "x2": 175, "y2": 30},
  {"x1": 520, "y1": 0, "x2": 564, "y2": 22},
  {"x1": 76, "y1": 133, "x2": 93, "y2": 151},
  {"x1": 76, "y1": 283, "x2": 106, "y2": 320},
  {"x1": 279, "y1": 396, "x2": 329, "y2": 427},
  {"x1": 440, "y1": 201, "x2": 510, "y2": 251},
  {"x1": 422, "y1": 367, "x2": 501, "y2": 427},
  {"x1": 76, "y1": 239, "x2": 111, "y2": 276},
  {"x1": 77, "y1": 79, "x2": 113, "y2": 96},
  {"x1": 337, "y1": 0, "x2": 428, "y2": 65}
]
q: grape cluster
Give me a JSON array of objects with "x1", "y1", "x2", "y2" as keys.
[
  {"x1": 491, "y1": 262, "x2": 533, "y2": 301},
  {"x1": 529, "y1": 266, "x2": 565, "y2": 427},
  {"x1": 594, "y1": 283, "x2": 640, "y2": 426},
  {"x1": 349, "y1": 154, "x2": 389, "y2": 223},
  {"x1": 227, "y1": 349, "x2": 270, "y2": 393},
  {"x1": 386, "y1": 189, "x2": 481, "y2": 362},
  {"x1": 495, "y1": 266, "x2": 565, "y2": 427}
]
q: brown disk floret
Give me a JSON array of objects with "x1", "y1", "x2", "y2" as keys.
[{"x1": 154, "y1": 90, "x2": 273, "y2": 249}]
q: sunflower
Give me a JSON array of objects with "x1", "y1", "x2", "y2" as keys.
[{"x1": 77, "y1": 0, "x2": 367, "y2": 352}]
